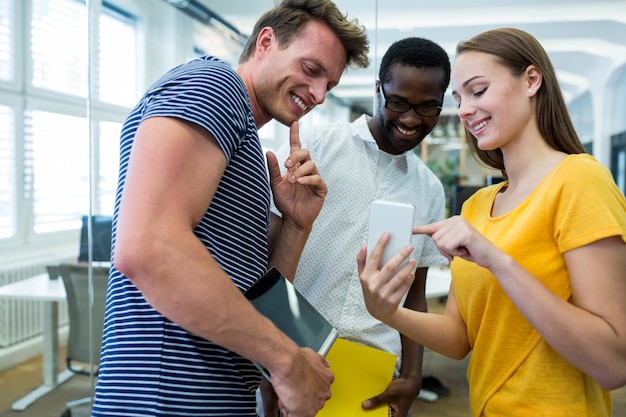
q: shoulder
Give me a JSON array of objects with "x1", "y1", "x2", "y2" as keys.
[
  {"x1": 544, "y1": 153, "x2": 625, "y2": 223},
  {"x1": 297, "y1": 121, "x2": 356, "y2": 156},
  {"x1": 300, "y1": 121, "x2": 352, "y2": 142},
  {"x1": 169, "y1": 56, "x2": 238, "y2": 82},
  {"x1": 552, "y1": 154, "x2": 617, "y2": 192},
  {"x1": 150, "y1": 57, "x2": 245, "y2": 100},
  {"x1": 301, "y1": 115, "x2": 370, "y2": 144}
]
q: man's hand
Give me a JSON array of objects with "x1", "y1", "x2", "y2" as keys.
[
  {"x1": 362, "y1": 377, "x2": 421, "y2": 417},
  {"x1": 270, "y1": 347, "x2": 334, "y2": 417},
  {"x1": 266, "y1": 121, "x2": 327, "y2": 231}
]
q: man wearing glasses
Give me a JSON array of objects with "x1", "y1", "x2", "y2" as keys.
[{"x1": 269, "y1": 37, "x2": 451, "y2": 416}]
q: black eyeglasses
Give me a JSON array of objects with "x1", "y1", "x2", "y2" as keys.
[{"x1": 379, "y1": 84, "x2": 442, "y2": 117}]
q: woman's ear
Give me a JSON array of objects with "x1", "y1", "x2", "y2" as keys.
[{"x1": 526, "y1": 65, "x2": 542, "y2": 96}]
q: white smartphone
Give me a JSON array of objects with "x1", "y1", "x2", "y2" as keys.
[{"x1": 366, "y1": 200, "x2": 415, "y2": 270}]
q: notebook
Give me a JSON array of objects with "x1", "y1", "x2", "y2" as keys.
[
  {"x1": 245, "y1": 267, "x2": 338, "y2": 378},
  {"x1": 317, "y1": 337, "x2": 397, "y2": 416}
]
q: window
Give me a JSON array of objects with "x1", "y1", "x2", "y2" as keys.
[
  {"x1": 31, "y1": 0, "x2": 89, "y2": 97},
  {"x1": 25, "y1": 0, "x2": 137, "y2": 234},
  {"x1": 98, "y1": 5, "x2": 137, "y2": 106},
  {"x1": 0, "y1": 0, "x2": 13, "y2": 82},
  {"x1": 98, "y1": 120, "x2": 122, "y2": 215},
  {"x1": 0, "y1": 104, "x2": 14, "y2": 238},
  {"x1": 0, "y1": 0, "x2": 138, "y2": 248},
  {"x1": 611, "y1": 132, "x2": 626, "y2": 195},
  {"x1": 25, "y1": 109, "x2": 90, "y2": 233}
]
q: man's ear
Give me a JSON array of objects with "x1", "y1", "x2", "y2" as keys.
[{"x1": 255, "y1": 26, "x2": 275, "y2": 58}]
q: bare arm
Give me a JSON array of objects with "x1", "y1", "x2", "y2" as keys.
[
  {"x1": 266, "y1": 121, "x2": 327, "y2": 280},
  {"x1": 391, "y1": 267, "x2": 428, "y2": 414},
  {"x1": 415, "y1": 217, "x2": 626, "y2": 390},
  {"x1": 114, "y1": 117, "x2": 332, "y2": 417},
  {"x1": 360, "y1": 267, "x2": 425, "y2": 416},
  {"x1": 358, "y1": 233, "x2": 470, "y2": 360},
  {"x1": 398, "y1": 267, "x2": 427, "y2": 385},
  {"x1": 490, "y1": 236, "x2": 626, "y2": 390}
]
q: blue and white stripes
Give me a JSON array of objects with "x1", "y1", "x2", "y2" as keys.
[{"x1": 92, "y1": 56, "x2": 269, "y2": 416}]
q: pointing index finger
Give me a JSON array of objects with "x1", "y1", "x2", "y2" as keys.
[
  {"x1": 289, "y1": 121, "x2": 301, "y2": 153},
  {"x1": 413, "y1": 223, "x2": 437, "y2": 236}
]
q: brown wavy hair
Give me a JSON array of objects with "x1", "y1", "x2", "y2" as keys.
[
  {"x1": 239, "y1": 0, "x2": 369, "y2": 70},
  {"x1": 456, "y1": 28, "x2": 586, "y2": 177}
]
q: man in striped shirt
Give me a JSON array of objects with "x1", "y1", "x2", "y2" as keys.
[{"x1": 91, "y1": 1, "x2": 369, "y2": 416}]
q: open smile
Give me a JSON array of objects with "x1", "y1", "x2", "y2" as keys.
[
  {"x1": 396, "y1": 125, "x2": 418, "y2": 136},
  {"x1": 472, "y1": 118, "x2": 490, "y2": 133},
  {"x1": 290, "y1": 93, "x2": 308, "y2": 112}
]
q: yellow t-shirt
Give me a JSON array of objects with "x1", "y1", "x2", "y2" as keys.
[{"x1": 453, "y1": 154, "x2": 626, "y2": 416}]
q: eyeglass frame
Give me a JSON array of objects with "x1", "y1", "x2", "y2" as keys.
[{"x1": 378, "y1": 83, "x2": 443, "y2": 117}]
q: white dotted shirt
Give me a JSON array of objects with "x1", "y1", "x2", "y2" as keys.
[{"x1": 270, "y1": 115, "x2": 448, "y2": 373}]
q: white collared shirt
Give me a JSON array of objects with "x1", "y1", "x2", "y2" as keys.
[{"x1": 270, "y1": 114, "x2": 447, "y2": 373}]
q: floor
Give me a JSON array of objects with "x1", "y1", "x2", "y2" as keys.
[{"x1": 0, "y1": 298, "x2": 625, "y2": 416}]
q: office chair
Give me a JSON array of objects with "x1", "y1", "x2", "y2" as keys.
[{"x1": 58, "y1": 263, "x2": 109, "y2": 411}]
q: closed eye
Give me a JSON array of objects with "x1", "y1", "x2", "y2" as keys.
[
  {"x1": 474, "y1": 87, "x2": 487, "y2": 97},
  {"x1": 303, "y1": 63, "x2": 318, "y2": 76}
]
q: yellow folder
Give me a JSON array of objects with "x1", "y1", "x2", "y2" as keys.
[{"x1": 317, "y1": 337, "x2": 397, "y2": 416}]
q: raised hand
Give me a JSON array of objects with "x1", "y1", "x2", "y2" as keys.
[
  {"x1": 266, "y1": 121, "x2": 327, "y2": 230},
  {"x1": 357, "y1": 232, "x2": 416, "y2": 323}
]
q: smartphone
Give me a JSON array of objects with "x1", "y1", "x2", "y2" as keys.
[{"x1": 366, "y1": 200, "x2": 415, "y2": 270}]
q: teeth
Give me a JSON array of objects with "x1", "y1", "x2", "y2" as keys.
[
  {"x1": 473, "y1": 120, "x2": 489, "y2": 131},
  {"x1": 291, "y1": 94, "x2": 306, "y2": 112},
  {"x1": 397, "y1": 126, "x2": 417, "y2": 135}
]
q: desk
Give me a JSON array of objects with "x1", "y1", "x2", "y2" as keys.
[
  {"x1": 425, "y1": 266, "x2": 452, "y2": 299},
  {"x1": 0, "y1": 274, "x2": 75, "y2": 411}
]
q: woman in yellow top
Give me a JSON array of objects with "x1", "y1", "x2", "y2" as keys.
[{"x1": 358, "y1": 27, "x2": 626, "y2": 416}]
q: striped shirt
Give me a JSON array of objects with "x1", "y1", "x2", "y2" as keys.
[{"x1": 92, "y1": 56, "x2": 270, "y2": 416}]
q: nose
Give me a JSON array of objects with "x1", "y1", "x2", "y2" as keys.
[
  {"x1": 310, "y1": 80, "x2": 328, "y2": 106},
  {"x1": 399, "y1": 107, "x2": 423, "y2": 125},
  {"x1": 457, "y1": 99, "x2": 475, "y2": 121}
]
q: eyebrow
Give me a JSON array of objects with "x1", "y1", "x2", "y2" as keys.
[
  {"x1": 462, "y1": 75, "x2": 484, "y2": 88},
  {"x1": 452, "y1": 75, "x2": 485, "y2": 96},
  {"x1": 381, "y1": 85, "x2": 441, "y2": 104}
]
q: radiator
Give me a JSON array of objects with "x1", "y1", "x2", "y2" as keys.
[{"x1": 0, "y1": 262, "x2": 70, "y2": 348}]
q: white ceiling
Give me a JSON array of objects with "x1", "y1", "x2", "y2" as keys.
[{"x1": 196, "y1": 0, "x2": 626, "y2": 114}]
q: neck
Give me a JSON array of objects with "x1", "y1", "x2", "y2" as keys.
[
  {"x1": 236, "y1": 64, "x2": 270, "y2": 129},
  {"x1": 502, "y1": 139, "x2": 566, "y2": 190}
]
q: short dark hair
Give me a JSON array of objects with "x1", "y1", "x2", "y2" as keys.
[
  {"x1": 379, "y1": 37, "x2": 451, "y2": 92},
  {"x1": 239, "y1": 0, "x2": 369, "y2": 69}
]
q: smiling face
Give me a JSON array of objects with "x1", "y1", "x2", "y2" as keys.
[
  {"x1": 250, "y1": 20, "x2": 348, "y2": 127},
  {"x1": 370, "y1": 64, "x2": 446, "y2": 155},
  {"x1": 451, "y1": 51, "x2": 535, "y2": 152}
]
